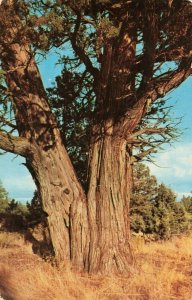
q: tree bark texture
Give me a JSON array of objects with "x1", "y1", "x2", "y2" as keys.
[
  {"x1": 87, "y1": 122, "x2": 134, "y2": 273},
  {"x1": 1, "y1": 38, "x2": 89, "y2": 270},
  {"x1": 86, "y1": 21, "x2": 140, "y2": 273},
  {"x1": 1, "y1": 0, "x2": 191, "y2": 275}
]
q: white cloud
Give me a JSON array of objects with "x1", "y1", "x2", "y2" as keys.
[
  {"x1": 146, "y1": 143, "x2": 192, "y2": 196},
  {"x1": 147, "y1": 143, "x2": 192, "y2": 177},
  {"x1": 3, "y1": 175, "x2": 35, "y2": 193},
  {"x1": 177, "y1": 192, "x2": 192, "y2": 200}
]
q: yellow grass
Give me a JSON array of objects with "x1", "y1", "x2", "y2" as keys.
[{"x1": 0, "y1": 231, "x2": 192, "y2": 300}]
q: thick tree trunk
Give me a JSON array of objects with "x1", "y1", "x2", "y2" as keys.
[
  {"x1": 1, "y1": 39, "x2": 89, "y2": 269},
  {"x1": 85, "y1": 24, "x2": 137, "y2": 273},
  {"x1": 87, "y1": 121, "x2": 134, "y2": 273},
  {"x1": 27, "y1": 139, "x2": 90, "y2": 269}
]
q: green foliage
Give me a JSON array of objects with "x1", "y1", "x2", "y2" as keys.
[
  {"x1": 6, "y1": 199, "x2": 28, "y2": 216},
  {"x1": 130, "y1": 163, "x2": 158, "y2": 233},
  {"x1": 0, "y1": 69, "x2": 6, "y2": 77},
  {"x1": 181, "y1": 195, "x2": 192, "y2": 227},
  {"x1": 0, "y1": 0, "x2": 188, "y2": 179},
  {"x1": 26, "y1": 191, "x2": 43, "y2": 225},
  {"x1": 181, "y1": 195, "x2": 192, "y2": 214},
  {"x1": 153, "y1": 184, "x2": 189, "y2": 237},
  {"x1": 47, "y1": 66, "x2": 95, "y2": 187},
  {"x1": 0, "y1": 180, "x2": 9, "y2": 213},
  {"x1": 0, "y1": 181, "x2": 28, "y2": 230},
  {"x1": 130, "y1": 164, "x2": 190, "y2": 239}
]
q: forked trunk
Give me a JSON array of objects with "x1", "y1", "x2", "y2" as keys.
[
  {"x1": 27, "y1": 138, "x2": 89, "y2": 269},
  {"x1": 87, "y1": 122, "x2": 134, "y2": 273}
]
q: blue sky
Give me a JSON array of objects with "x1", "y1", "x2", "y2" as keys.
[
  {"x1": 146, "y1": 77, "x2": 192, "y2": 198},
  {"x1": 0, "y1": 54, "x2": 192, "y2": 202}
]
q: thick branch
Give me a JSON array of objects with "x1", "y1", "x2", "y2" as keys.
[
  {"x1": 156, "y1": 48, "x2": 190, "y2": 63},
  {"x1": 135, "y1": 47, "x2": 190, "y2": 73},
  {"x1": 140, "y1": 0, "x2": 158, "y2": 87},
  {"x1": 149, "y1": 62, "x2": 192, "y2": 102},
  {"x1": 0, "y1": 131, "x2": 30, "y2": 156},
  {"x1": 116, "y1": 62, "x2": 191, "y2": 139}
]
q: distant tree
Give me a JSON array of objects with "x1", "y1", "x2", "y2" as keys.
[
  {"x1": 6, "y1": 199, "x2": 18, "y2": 212},
  {"x1": 130, "y1": 163, "x2": 157, "y2": 233},
  {"x1": 131, "y1": 167, "x2": 190, "y2": 238},
  {"x1": 0, "y1": 180, "x2": 9, "y2": 213},
  {"x1": 181, "y1": 195, "x2": 192, "y2": 228},
  {"x1": 27, "y1": 191, "x2": 43, "y2": 225},
  {"x1": 6, "y1": 198, "x2": 28, "y2": 216},
  {"x1": 171, "y1": 202, "x2": 189, "y2": 233},
  {"x1": 181, "y1": 195, "x2": 192, "y2": 214},
  {"x1": 153, "y1": 184, "x2": 188, "y2": 238}
]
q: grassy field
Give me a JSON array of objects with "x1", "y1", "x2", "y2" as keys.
[{"x1": 0, "y1": 231, "x2": 192, "y2": 300}]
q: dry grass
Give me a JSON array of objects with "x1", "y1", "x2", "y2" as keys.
[{"x1": 0, "y1": 231, "x2": 192, "y2": 300}]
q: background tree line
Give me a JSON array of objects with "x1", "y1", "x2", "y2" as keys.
[
  {"x1": 0, "y1": 166, "x2": 191, "y2": 239},
  {"x1": 0, "y1": 181, "x2": 28, "y2": 229},
  {"x1": 130, "y1": 163, "x2": 192, "y2": 239}
]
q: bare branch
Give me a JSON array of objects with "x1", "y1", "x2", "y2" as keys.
[
  {"x1": 0, "y1": 131, "x2": 30, "y2": 156},
  {"x1": 129, "y1": 127, "x2": 168, "y2": 140},
  {"x1": 0, "y1": 115, "x2": 17, "y2": 129},
  {"x1": 131, "y1": 146, "x2": 159, "y2": 163},
  {"x1": 82, "y1": 17, "x2": 96, "y2": 26}
]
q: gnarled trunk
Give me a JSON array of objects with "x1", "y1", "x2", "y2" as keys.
[
  {"x1": 27, "y1": 139, "x2": 89, "y2": 269},
  {"x1": 1, "y1": 37, "x2": 90, "y2": 270},
  {"x1": 87, "y1": 121, "x2": 134, "y2": 273}
]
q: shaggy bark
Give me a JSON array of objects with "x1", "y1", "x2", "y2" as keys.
[{"x1": 87, "y1": 123, "x2": 133, "y2": 273}]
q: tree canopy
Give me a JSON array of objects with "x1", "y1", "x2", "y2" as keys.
[{"x1": 0, "y1": 0, "x2": 191, "y2": 162}]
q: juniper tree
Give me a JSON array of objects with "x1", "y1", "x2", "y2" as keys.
[{"x1": 0, "y1": 0, "x2": 191, "y2": 273}]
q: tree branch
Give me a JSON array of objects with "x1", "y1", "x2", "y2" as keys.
[
  {"x1": 149, "y1": 62, "x2": 192, "y2": 102},
  {"x1": 128, "y1": 127, "x2": 168, "y2": 140},
  {"x1": 131, "y1": 146, "x2": 159, "y2": 163},
  {"x1": 0, "y1": 131, "x2": 30, "y2": 156},
  {"x1": 156, "y1": 47, "x2": 190, "y2": 63},
  {"x1": 70, "y1": 11, "x2": 99, "y2": 78},
  {"x1": 135, "y1": 47, "x2": 190, "y2": 73},
  {"x1": 0, "y1": 115, "x2": 17, "y2": 129},
  {"x1": 140, "y1": 0, "x2": 158, "y2": 87},
  {"x1": 116, "y1": 62, "x2": 191, "y2": 139}
]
